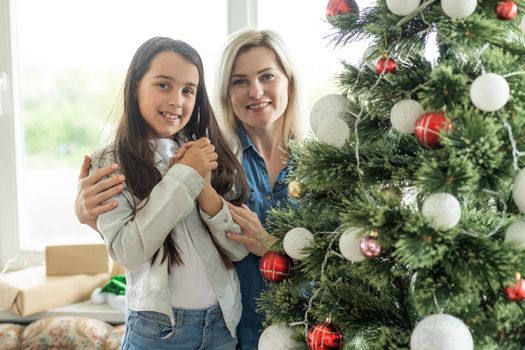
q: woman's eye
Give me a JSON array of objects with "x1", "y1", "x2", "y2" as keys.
[
  {"x1": 159, "y1": 82, "x2": 170, "y2": 89},
  {"x1": 232, "y1": 79, "x2": 248, "y2": 86},
  {"x1": 261, "y1": 73, "x2": 274, "y2": 80},
  {"x1": 183, "y1": 88, "x2": 195, "y2": 95}
]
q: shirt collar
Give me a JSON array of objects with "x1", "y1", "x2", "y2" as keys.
[{"x1": 237, "y1": 122, "x2": 255, "y2": 151}]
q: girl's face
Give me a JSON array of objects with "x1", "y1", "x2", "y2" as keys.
[
  {"x1": 228, "y1": 46, "x2": 290, "y2": 131},
  {"x1": 137, "y1": 51, "x2": 199, "y2": 139}
]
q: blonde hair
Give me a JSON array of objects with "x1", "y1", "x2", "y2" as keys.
[{"x1": 214, "y1": 28, "x2": 306, "y2": 157}]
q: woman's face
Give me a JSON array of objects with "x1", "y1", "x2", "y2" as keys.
[
  {"x1": 228, "y1": 46, "x2": 290, "y2": 130},
  {"x1": 137, "y1": 51, "x2": 199, "y2": 138}
]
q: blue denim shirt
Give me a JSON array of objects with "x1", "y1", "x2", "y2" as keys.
[{"x1": 234, "y1": 125, "x2": 290, "y2": 350}]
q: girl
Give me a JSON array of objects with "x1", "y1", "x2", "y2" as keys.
[{"x1": 91, "y1": 37, "x2": 248, "y2": 350}]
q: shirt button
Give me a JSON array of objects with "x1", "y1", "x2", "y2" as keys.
[
  {"x1": 265, "y1": 195, "x2": 272, "y2": 201},
  {"x1": 223, "y1": 218, "x2": 229, "y2": 223},
  {"x1": 278, "y1": 180, "x2": 283, "y2": 185}
]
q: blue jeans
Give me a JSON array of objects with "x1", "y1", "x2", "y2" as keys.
[{"x1": 121, "y1": 305, "x2": 237, "y2": 350}]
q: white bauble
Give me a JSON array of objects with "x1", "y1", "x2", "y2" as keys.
[
  {"x1": 283, "y1": 227, "x2": 314, "y2": 260},
  {"x1": 386, "y1": 0, "x2": 420, "y2": 16},
  {"x1": 513, "y1": 168, "x2": 525, "y2": 213},
  {"x1": 410, "y1": 314, "x2": 473, "y2": 350},
  {"x1": 470, "y1": 73, "x2": 510, "y2": 112},
  {"x1": 504, "y1": 221, "x2": 525, "y2": 249},
  {"x1": 422, "y1": 193, "x2": 461, "y2": 230},
  {"x1": 258, "y1": 324, "x2": 301, "y2": 350},
  {"x1": 90, "y1": 287, "x2": 107, "y2": 305},
  {"x1": 390, "y1": 99, "x2": 425, "y2": 134},
  {"x1": 339, "y1": 227, "x2": 366, "y2": 262},
  {"x1": 441, "y1": 0, "x2": 477, "y2": 19},
  {"x1": 310, "y1": 94, "x2": 348, "y2": 133},
  {"x1": 107, "y1": 294, "x2": 126, "y2": 312},
  {"x1": 317, "y1": 117, "x2": 350, "y2": 148},
  {"x1": 520, "y1": 16, "x2": 525, "y2": 34}
]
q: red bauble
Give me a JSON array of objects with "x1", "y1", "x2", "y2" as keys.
[
  {"x1": 326, "y1": 0, "x2": 359, "y2": 21},
  {"x1": 505, "y1": 276, "x2": 525, "y2": 301},
  {"x1": 259, "y1": 251, "x2": 292, "y2": 283},
  {"x1": 496, "y1": 0, "x2": 518, "y2": 20},
  {"x1": 375, "y1": 57, "x2": 397, "y2": 75},
  {"x1": 360, "y1": 235, "x2": 381, "y2": 258},
  {"x1": 307, "y1": 321, "x2": 344, "y2": 350},
  {"x1": 414, "y1": 112, "x2": 452, "y2": 149}
]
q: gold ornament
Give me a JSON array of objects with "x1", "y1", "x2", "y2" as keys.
[{"x1": 288, "y1": 179, "x2": 307, "y2": 199}]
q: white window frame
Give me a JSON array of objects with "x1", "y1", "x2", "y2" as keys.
[{"x1": 0, "y1": 0, "x2": 257, "y2": 270}]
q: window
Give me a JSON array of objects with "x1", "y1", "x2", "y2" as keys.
[
  {"x1": 0, "y1": 0, "x2": 227, "y2": 266},
  {"x1": 0, "y1": 0, "x2": 373, "y2": 269}
]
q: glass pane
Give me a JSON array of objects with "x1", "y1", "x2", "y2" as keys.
[
  {"x1": 258, "y1": 0, "x2": 375, "y2": 111},
  {"x1": 14, "y1": 0, "x2": 227, "y2": 249}
]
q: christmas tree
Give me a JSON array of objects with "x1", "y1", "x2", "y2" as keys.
[{"x1": 258, "y1": 0, "x2": 525, "y2": 349}]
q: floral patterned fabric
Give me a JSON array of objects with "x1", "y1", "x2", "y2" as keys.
[
  {"x1": 0, "y1": 323, "x2": 24, "y2": 350},
  {"x1": 0, "y1": 316, "x2": 124, "y2": 350}
]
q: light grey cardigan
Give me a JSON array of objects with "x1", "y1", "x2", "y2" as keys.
[{"x1": 91, "y1": 143, "x2": 248, "y2": 338}]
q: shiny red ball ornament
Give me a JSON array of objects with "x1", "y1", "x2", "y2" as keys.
[
  {"x1": 375, "y1": 57, "x2": 397, "y2": 75},
  {"x1": 326, "y1": 0, "x2": 359, "y2": 21},
  {"x1": 505, "y1": 273, "x2": 525, "y2": 301},
  {"x1": 259, "y1": 251, "x2": 292, "y2": 283},
  {"x1": 496, "y1": 0, "x2": 518, "y2": 20},
  {"x1": 307, "y1": 321, "x2": 344, "y2": 350},
  {"x1": 414, "y1": 112, "x2": 452, "y2": 149},
  {"x1": 360, "y1": 234, "x2": 381, "y2": 258}
]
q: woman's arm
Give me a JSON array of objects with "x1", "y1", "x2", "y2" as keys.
[
  {"x1": 75, "y1": 155, "x2": 125, "y2": 231},
  {"x1": 225, "y1": 203, "x2": 278, "y2": 257}
]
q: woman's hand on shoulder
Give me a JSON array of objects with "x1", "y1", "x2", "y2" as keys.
[
  {"x1": 75, "y1": 155, "x2": 125, "y2": 231},
  {"x1": 225, "y1": 203, "x2": 278, "y2": 256}
]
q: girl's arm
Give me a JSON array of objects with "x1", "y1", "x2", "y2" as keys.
[
  {"x1": 199, "y1": 196, "x2": 249, "y2": 262},
  {"x1": 94, "y1": 158, "x2": 205, "y2": 271}
]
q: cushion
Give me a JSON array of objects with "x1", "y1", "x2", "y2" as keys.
[
  {"x1": 0, "y1": 323, "x2": 24, "y2": 350},
  {"x1": 20, "y1": 316, "x2": 113, "y2": 350}
]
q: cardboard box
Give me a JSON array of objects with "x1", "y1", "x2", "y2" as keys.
[
  {"x1": 0, "y1": 266, "x2": 109, "y2": 316},
  {"x1": 45, "y1": 244, "x2": 109, "y2": 276}
]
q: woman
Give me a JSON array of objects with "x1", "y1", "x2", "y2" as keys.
[{"x1": 75, "y1": 28, "x2": 306, "y2": 349}]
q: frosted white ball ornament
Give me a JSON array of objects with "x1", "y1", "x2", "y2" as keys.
[
  {"x1": 422, "y1": 193, "x2": 461, "y2": 230},
  {"x1": 390, "y1": 99, "x2": 425, "y2": 134},
  {"x1": 504, "y1": 221, "x2": 525, "y2": 249},
  {"x1": 339, "y1": 227, "x2": 366, "y2": 262},
  {"x1": 310, "y1": 94, "x2": 348, "y2": 133},
  {"x1": 317, "y1": 117, "x2": 350, "y2": 148},
  {"x1": 470, "y1": 73, "x2": 510, "y2": 112},
  {"x1": 283, "y1": 227, "x2": 314, "y2": 260},
  {"x1": 441, "y1": 0, "x2": 477, "y2": 19},
  {"x1": 512, "y1": 168, "x2": 525, "y2": 213},
  {"x1": 258, "y1": 324, "x2": 301, "y2": 350},
  {"x1": 386, "y1": 0, "x2": 420, "y2": 16},
  {"x1": 410, "y1": 314, "x2": 473, "y2": 350}
]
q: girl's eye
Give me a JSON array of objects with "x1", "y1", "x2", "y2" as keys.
[
  {"x1": 158, "y1": 82, "x2": 170, "y2": 89},
  {"x1": 183, "y1": 87, "x2": 195, "y2": 95}
]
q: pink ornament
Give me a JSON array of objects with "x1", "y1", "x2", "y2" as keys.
[{"x1": 360, "y1": 235, "x2": 381, "y2": 258}]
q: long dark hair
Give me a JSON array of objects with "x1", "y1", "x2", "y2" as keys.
[{"x1": 112, "y1": 37, "x2": 247, "y2": 269}]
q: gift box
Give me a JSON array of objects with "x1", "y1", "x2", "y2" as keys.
[
  {"x1": 45, "y1": 244, "x2": 109, "y2": 276},
  {"x1": 0, "y1": 266, "x2": 108, "y2": 316}
]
